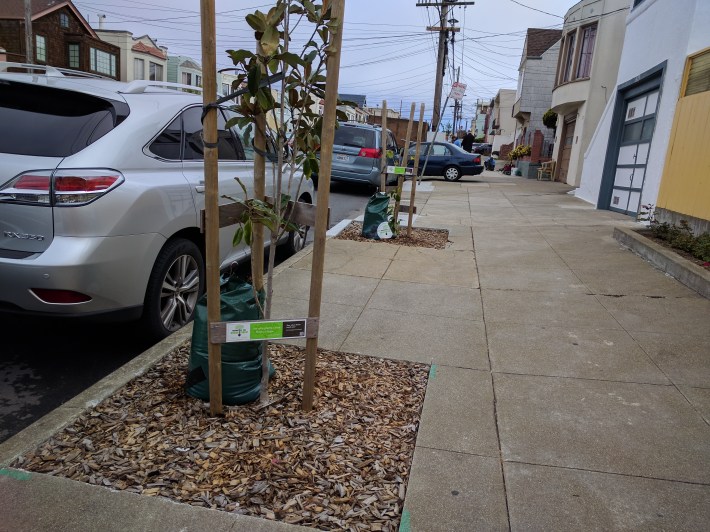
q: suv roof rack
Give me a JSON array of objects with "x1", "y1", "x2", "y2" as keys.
[
  {"x1": 0, "y1": 62, "x2": 109, "y2": 79},
  {"x1": 121, "y1": 81, "x2": 203, "y2": 94}
]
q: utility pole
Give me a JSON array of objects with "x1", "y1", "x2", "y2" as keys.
[
  {"x1": 24, "y1": 0, "x2": 33, "y2": 64},
  {"x1": 417, "y1": 1, "x2": 475, "y2": 132}
]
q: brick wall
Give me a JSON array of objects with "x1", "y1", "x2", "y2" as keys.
[
  {"x1": 530, "y1": 129, "x2": 552, "y2": 164},
  {"x1": 499, "y1": 142, "x2": 513, "y2": 160}
]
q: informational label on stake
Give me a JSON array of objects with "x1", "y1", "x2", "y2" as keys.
[
  {"x1": 386, "y1": 165, "x2": 413, "y2": 176},
  {"x1": 224, "y1": 319, "x2": 308, "y2": 342}
]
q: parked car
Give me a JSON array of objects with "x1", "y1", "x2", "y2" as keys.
[
  {"x1": 315, "y1": 122, "x2": 399, "y2": 189},
  {"x1": 0, "y1": 63, "x2": 313, "y2": 338},
  {"x1": 408, "y1": 141, "x2": 484, "y2": 181},
  {"x1": 471, "y1": 142, "x2": 492, "y2": 155}
]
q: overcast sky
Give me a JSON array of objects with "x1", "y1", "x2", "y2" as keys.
[{"x1": 77, "y1": 0, "x2": 576, "y2": 127}]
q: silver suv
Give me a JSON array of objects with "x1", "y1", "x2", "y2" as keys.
[
  {"x1": 323, "y1": 122, "x2": 399, "y2": 189},
  {"x1": 0, "y1": 63, "x2": 313, "y2": 338}
]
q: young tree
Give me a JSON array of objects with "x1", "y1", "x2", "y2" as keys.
[{"x1": 222, "y1": 0, "x2": 346, "y2": 403}]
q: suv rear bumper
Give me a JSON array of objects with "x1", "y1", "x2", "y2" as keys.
[{"x1": 0, "y1": 233, "x2": 165, "y2": 315}]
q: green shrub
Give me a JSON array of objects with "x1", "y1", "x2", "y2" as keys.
[{"x1": 692, "y1": 233, "x2": 710, "y2": 261}]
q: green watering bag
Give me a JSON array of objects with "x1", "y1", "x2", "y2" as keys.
[
  {"x1": 186, "y1": 276, "x2": 274, "y2": 405},
  {"x1": 361, "y1": 192, "x2": 391, "y2": 240}
]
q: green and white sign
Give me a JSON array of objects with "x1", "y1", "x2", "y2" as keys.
[
  {"x1": 225, "y1": 319, "x2": 307, "y2": 342},
  {"x1": 386, "y1": 165, "x2": 413, "y2": 175}
]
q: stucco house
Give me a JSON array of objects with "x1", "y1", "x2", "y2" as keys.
[
  {"x1": 512, "y1": 28, "x2": 562, "y2": 163},
  {"x1": 550, "y1": 0, "x2": 628, "y2": 185},
  {"x1": 488, "y1": 89, "x2": 517, "y2": 153},
  {"x1": 167, "y1": 55, "x2": 202, "y2": 89},
  {"x1": 0, "y1": 0, "x2": 120, "y2": 79},
  {"x1": 95, "y1": 29, "x2": 167, "y2": 82},
  {"x1": 577, "y1": 0, "x2": 710, "y2": 229}
]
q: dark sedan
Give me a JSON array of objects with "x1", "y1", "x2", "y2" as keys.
[{"x1": 408, "y1": 141, "x2": 484, "y2": 181}]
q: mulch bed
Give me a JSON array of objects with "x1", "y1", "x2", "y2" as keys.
[
  {"x1": 335, "y1": 222, "x2": 449, "y2": 249},
  {"x1": 13, "y1": 343, "x2": 429, "y2": 531},
  {"x1": 635, "y1": 229, "x2": 710, "y2": 271}
]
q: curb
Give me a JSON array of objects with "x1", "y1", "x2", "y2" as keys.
[{"x1": 613, "y1": 226, "x2": 710, "y2": 299}]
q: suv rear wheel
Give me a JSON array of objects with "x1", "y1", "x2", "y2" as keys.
[{"x1": 143, "y1": 238, "x2": 204, "y2": 339}]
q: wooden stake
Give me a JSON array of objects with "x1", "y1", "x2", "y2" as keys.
[
  {"x1": 302, "y1": 0, "x2": 345, "y2": 412},
  {"x1": 393, "y1": 103, "x2": 416, "y2": 230},
  {"x1": 407, "y1": 103, "x2": 426, "y2": 237},
  {"x1": 379, "y1": 100, "x2": 388, "y2": 192},
  {"x1": 199, "y1": 0, "x2": 222, "y2": 416}
]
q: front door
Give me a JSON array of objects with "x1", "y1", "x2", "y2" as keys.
[
  {"x1": 608, "y1": 90, "x2": 659, "y2": 216},
  {"x1": 557, "y1": 118, "x2": 576, "y2": 182}
]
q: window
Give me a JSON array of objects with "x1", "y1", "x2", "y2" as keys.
[
  {"x1": 562, "y1": 31, "x2": 576, "y2": 83},
  {"x1": 182, "y1": 107, "x2": 241, "y2": 160},
  {"x1": 195, "y1": 75, "x2": 202, "y2": 87},
  {"x1": 576, "y1": 25, "x2": 597, "y2": 79},
  {"x1": 182, "y1": 72, "x2": 192, "y2": 85},
  {"x1": 68, "y1": 43, "x2": 80, "y2": 68},
  {"x1": 35, "y1": 35, "x2": 46, "y2": 62},
  {"x1": 59, "y1": 13, "x2": 69, "y2": 28},
  {"x1": 149, "y1": 116, "x2": 182, "y2": 159},
  {"x1": 134, "y1": 58, "x2": 145, "y2": 80},
  {"x1": 149, "y1": 62, "x2": 163, "y2": 81},
  {"x1": 684, "y1": 49, "x2": 710, "y2": 97},
  {"x1": 90, "y1": 48, "x2": 117, "y2": 77},
  {"x1": 0, "y1": 82, "x2": 126, "y2": 157},
  {"x1": 222, "y1": 83, "x2": 230, "y2": 96}
]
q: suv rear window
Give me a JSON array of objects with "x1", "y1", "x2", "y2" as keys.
[
  {"x1": 0, "y1": 81, "x2": 128, "y2": 157},
  {"x1": 334, "y1": 126, "x2": 376, "y2": 148}
]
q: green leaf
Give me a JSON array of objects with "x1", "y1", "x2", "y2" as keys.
[
  {"x1": 303, "y1": 157, "x2": 311, "y2": 177},
  {"x1": 278, "y1": 51, "x2": 303, "y2": 69},
  {"x1": 260, "y1": 25, "x2": 280, "y2": 56},
  {"x1": 244, "y1": 219, "x2": 253, "y2": 246},
  {"x1": 227, "y1": 49, "x2": 254, "y2": 65},
  {"x1": 232, "y1": 226, "x2": 244, "y2": 247},
  {"x1": 256, "y1": 89, "x2": 270, "y2": 110},
  {"x1": 247, "y1": 65, "x2": 261, "y2": 96},
  {"x1": 245, "y1": 13, "x2": 266, "y2": 32}
]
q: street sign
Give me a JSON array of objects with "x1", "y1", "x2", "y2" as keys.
[{"x1": 450, "y1": 82, "x2": 466, "y2": 101}]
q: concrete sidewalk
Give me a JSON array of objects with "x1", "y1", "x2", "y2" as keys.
[{"x1": 2, "y1": 173, "x2": 709, "y2": 531}]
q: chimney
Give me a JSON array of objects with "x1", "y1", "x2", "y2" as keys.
[{"x1": 98, "y1": 14, "x2": 106, "y2": 30}]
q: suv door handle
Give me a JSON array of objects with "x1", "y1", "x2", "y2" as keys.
[{"x1": 195, "y1": 181, "x2": 205, "y2": 193}]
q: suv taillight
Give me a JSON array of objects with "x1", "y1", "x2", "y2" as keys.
[
  {"x1": 358, "y1": 147, "x2": 381, "y2": 159},
  {"x1": 0, "y1": 170, "x2": 124, "y2": 206}
]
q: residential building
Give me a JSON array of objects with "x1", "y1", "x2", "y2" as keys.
[
  {"x1": 339, "y1": 93, "x2": 367, "y2": 109},
  {"x1": 473, "y1": 99, "x2": 489, "y2": 139},
  {"x1": 550, "y1": 0, "x2": 628, "y2": 185},
  {"x1": 217, "y1": 70, "x2": 241, "y2": 100},
  {"x1": 512, "y1": 28, "x2": 562, "y2": 162},
  {"x1": 363, "y1": 106, "x2": 401, "y2": 120},
  {"x1": 167, "y1": 55, "x2": 202, "y2": 89},
  {"x1": 488, "y1": 89, "x2": 517, "y2": 153},
  {"x1": 0, "y1": 0, "x2": 120, "y2": 79},
  {"x1": 577, "y1": 0, "x2": 710, "y2": 229},
  {"x1": 95, "y1": 29, "x2": 167, "y2": 82}
]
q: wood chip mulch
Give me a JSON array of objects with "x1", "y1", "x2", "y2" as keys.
[
  {"x1": 335, "y1": 222, "x2": 449, "y2": 249},
  {"x1": 13, "y1": 343, "x2": 429, "y2": 531}
]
